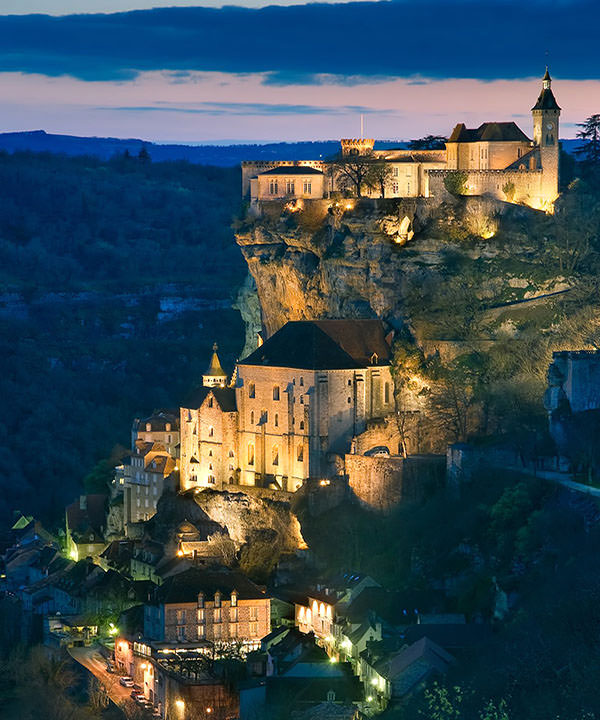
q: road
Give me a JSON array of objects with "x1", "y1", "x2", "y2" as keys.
[{"x1": 68, "y1": 645, "x2": 134, "y2": 708}]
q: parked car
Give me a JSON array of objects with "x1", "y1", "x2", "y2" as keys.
[
  {"x1": 131, "y1": 689, "x2": 144, "y2": 700},
  {"x1": 119, "y1": 676, "x2": 134, "y2": 687},
  {"x1": 134, "y1": 694, "x2": 149, "y2": 706},
  {"x1": 132, "y1": 684, "x2": 143, "y2": 693}
]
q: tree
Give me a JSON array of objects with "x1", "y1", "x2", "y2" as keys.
[
  {"x1": 138, "y1": 145, "x2": 151, "y2": 163},
  {"x1": 408, "y1": 135, "x2": 447, "y2": 150},
  {"x1": 366, "y1": 159, "x2": 395, "y2": 198},
  {"x1": 444, "y1": 171, "x2": 468, "y2": 196},
  {"x1": 328, "y1": 152, "x2": 374, "y2": 197},
  {"x1": 576, "y1": 114, "x2": 600, "y2": 169}
]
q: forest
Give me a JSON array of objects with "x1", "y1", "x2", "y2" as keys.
[{"x1": 0, "y1": 150, "x2": 246, "y2": 526}]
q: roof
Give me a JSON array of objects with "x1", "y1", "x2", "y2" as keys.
[
  {"x1": 66, "y1": 495, "x2": 107, "y2": 540},
  {"x1": 205, "y1": 343, "x2": 227, "y2": 378},
  {"x1": 404, "y1": 623, "x2": 491, "y2": 651},
  {"x1": 151, "y1": 567, "x2": 267, "y2": 604},
  {"x1": 505, "y1": 145, "x2": 540, "y2": 170},
  {"x1": 448, "y1": 121, "x2": 530, "y2": 143},
  {"x1": 182, "y1": 386, "x2": 237, "y2": 412},
  {"x1": 532, "y1": 88, "x2": 561, "y2": 111},
  {"x1": 372, "y1": 637, "x2": 453, "y2": 693},
  {"x1": 240, "y1": 320, "x2": 391, "y2": 370},
  {"x1": 260, "y1": 166, "x2": 323, "y2": 176},
  {"x1": 136, "y1": 410, "x2": 179, "y2": 433}
]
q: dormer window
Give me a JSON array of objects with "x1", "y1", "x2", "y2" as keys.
[
  {"x1": 370, "y1": 352, "x2": 379, "y2": 365},
  {"x1": 231, "y1": 591, "x2": 238, "y2": 607},
  {"x1": 197, "y1": 592, "x2": 204, "y2": 608},
  {"x1": 215, "y1": 591, "x2": 222, "y2": 608},
  {"x1": 165, "y1": 423, "x2": 171, "y2": 432},
  {"x1": 146, "y1": 423, "x2": 152, "y2": 432}
]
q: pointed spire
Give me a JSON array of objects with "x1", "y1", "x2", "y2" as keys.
[
  {"x1": 203, "y1": 342, "x2": 227, "y2": 387},
  {"x1": 543, "y1": 66, "x2": 551, "y2": 90}
]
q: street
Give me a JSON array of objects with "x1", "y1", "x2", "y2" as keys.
[{"x1": 68, "y1": 645, "x2": 134, "y2": 708}]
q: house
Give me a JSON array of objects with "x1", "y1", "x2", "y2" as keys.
[
  {"x1": 131, "y1": 409, "x2": 180, "y2": 458},
  {"x1": 143, "y1": 566, "x2": 270, "y2": 650},
  {"x1": 65, "y1": 494, "x2": 108, "y2": 562}
]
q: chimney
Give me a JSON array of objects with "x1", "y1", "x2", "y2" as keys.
[{"x1": 79, "y1": 495, "x2": 87, "y2": 511}]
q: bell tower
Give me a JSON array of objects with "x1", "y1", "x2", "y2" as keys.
[{"x1": 532, "y1": 67, "x2": 561, "y2": 207}]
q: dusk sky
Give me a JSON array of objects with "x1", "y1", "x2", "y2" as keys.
[{"x1": 0, "y1": 0, "x2": 597, "y2": 144}]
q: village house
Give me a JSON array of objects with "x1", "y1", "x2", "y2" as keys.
[{"x1": 65, "y1": 494, "x2": 108, "y2": 562}]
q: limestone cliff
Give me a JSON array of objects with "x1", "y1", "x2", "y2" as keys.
[{"x1": 235, "y1": 196, "x2": 568, "y2": 341}]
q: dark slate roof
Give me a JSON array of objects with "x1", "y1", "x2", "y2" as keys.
[
  {"x1": 240, "y1": 320, "x2": 391, "y2": 370},
  {"x1": 152, "y1": 567, "x2": 267, "y2": 604},
  {"x1": 66, "y1": 495, "x2": 107, "y2": 539},
  {"x1": 260, "y1": 166, "x2": 323, "y2": 176},
  {"x1": 182, "y1": 386, "x2": 237, "y2": 412},
  {"x1": 403, "y1": 623, "x2": 492, "y2": 651},
  {"x1": 532, "y1": 88, "x2": 561, "y2": 111},
  {"x1": 136, "y1": 410, "x2": 179, "y2": 432},
  {"x1": 448, "y1": 121, "x2": 530, "y2": 143}
]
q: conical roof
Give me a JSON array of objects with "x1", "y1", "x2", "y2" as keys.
[{"x1": 205, "y1": 343, "x2": 227, "y2": 377}]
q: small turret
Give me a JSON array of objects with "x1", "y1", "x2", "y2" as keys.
[{"x1": 203, "y1": 342, "x2": 228, "y2": 388}]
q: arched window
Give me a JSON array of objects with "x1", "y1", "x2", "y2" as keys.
[
  {"x1": 250, "y1": 411, "x2": 254, "y2": 425},
  {"x1": 248, "y1": 443, "x2": 255, "y2": 466},
  {"x1": 273, "y1": 386, "x2": 280, "y2": 401},
  {"x1": 299, "y1": 420, "x2": 305, "y2": 430},
  {"x1": 209, "y1": 426, "x2": 214, "y2": 437},
  {"x1": 300, "y1": 377, "x2": 304, "y2": 387},
  {"x1": 272, "y1": 445, "x2": 279, "y2": 466},
  {"x1": 297, "y1": 445, "x2": 304, "y2": 462},
  {"x1": 248, "y1": 383, "x2": 255, "y2": 399}
]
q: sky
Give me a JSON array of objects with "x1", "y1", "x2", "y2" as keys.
[{"x1": 0, "y1": 0, "x2": 597, "y2": 144}]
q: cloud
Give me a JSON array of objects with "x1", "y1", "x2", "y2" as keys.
[
  {"x1": 101, "y1": 101, "x2": 391, "y2": 115},
  {"x1": 0, "y1": 1, "x2": 597, "y2": 83}
]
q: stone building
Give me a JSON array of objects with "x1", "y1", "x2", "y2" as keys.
[
  {"x1": 243, "y1": 69, "x2": 561, "y2": 212},
  {"x1": 132, "y1": 410, "x2": 180, "y2": 458},
  {"x1": 179, "y1": 319, "x2": 395, "y2": 493},
  {"x1": 143, "y1": 567, "x2": 270, "y2": 650},
  {"x1": 121, "y1": 441, "x2": 178, "y2": 532}
]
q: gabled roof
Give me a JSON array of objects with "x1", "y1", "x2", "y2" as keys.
[
  {"x1": 151, "y1": 567, "x2": 267, "y2": 604},
  {"x1": 182, "y1": 386, "x2": 237, "y2": 412},
  {"x1": 260, "y1": 166, "x2": 323, "y2": 176},
  {"x1": 448, "y1": 121, "x2": 530, "y2": 143},
  {"x1": 66, "y1": 495, "x2": 107, "y2": 540},
  {"x1": 136, "y1": 410, "x2": 179, "y2": 433},
  {"x1": 372, "y1": 637, "x2": 453, "y2": 693},
  {"x1": 240, "y1": 320, "x2": 391, "y2": 370}
]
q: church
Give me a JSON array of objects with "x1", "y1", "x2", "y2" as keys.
[
  {"x1": 179, "y1": 320, "x2": 395, "y2": 493},
  {"x1": 242, "y1": 69, "x2": 561, "y2": 212}
]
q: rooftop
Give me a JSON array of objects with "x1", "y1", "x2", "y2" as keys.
[
  {"x1": 151, "y1": 566, "x2": 267, "y2": 604},
  {"x1": 448, "y1": 121, "x2": 530, "y2": 143},
  {"x1": 260, "y1": 166, "x2": 323, "y2": 176},
  {"x1": 240, "y1": 319, "x2": 391, "y2": 370}
]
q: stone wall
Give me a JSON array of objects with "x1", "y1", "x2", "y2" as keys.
[{"x1": 346, "y1": 453, "x2": 445, "y2": 512}]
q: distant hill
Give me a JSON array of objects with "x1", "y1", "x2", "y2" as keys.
[{"x1": 0, "y1": 131, "x2": 404, "y2": 166}]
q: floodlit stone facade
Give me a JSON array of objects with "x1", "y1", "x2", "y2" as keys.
[{"x1": 243, "y1": 69, "x2": 561, "y2": 212}]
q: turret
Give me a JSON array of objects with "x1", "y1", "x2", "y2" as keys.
[
  {"x1": 202, "y1": 342, "x2": 228, "y2": 388},
  {"x1": 532, "y1": 67, "x2": 561, "y2": 208}
]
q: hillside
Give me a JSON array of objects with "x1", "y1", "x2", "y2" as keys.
[{"x1": 0, "y1": 150, "x2": 246, "y2": 525}]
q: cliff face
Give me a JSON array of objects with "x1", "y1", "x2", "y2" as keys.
[{"x1": 235, "y1": 196, "x2": 565, "y2": 340}]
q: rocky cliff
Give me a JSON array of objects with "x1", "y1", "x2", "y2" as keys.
[{"x1": 235, "y1": 196, "x2": 570, "y2": 342}]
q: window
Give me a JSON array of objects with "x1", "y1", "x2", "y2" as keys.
[
  {"x1": 249, "y1": 383, "x2": 255, "y2": 399},
  {"x1": 250, "y1": 411, "x2": 254, "y2": 425},
  {"x1": 300, "y1": 377, "x2": 304, "y2": 387},
  {"x1": 177, "y1": 626, "x2": 185, "y2": 642},
  {"x1": 269, "y1": 179, "x2": 278, "y2": 195},
  {"x1": 348, "y1": 379, "x2": 352, "y2": 386},
  {"x1": 384, "y1": 382, "x2": 390, "y2": 404},
  {"x1": 303, "y1": 179, "x2": 312, "y2": 194},
  {"x1": 208, "y1": 397, "x2": 213, "y2": 408},
  {"x1": 392, "y1": 182, "x2": 398, "y2": 194},
  {"x1": 262, "y1": 409, "x2": 268, "y2": 423},
  {"x1": 274, "y1": 413, "x2": 279, "y2": 427},
  {"x1": 230, "y1": 622, "x2": 238, "y2": 637},
  {"x1": 286, "y1": 180, "x2": 295, "y2": 194},
  {"x1": 214, "y1": 623, "x2": 222, "y2": 640},
  {"x1": 250, "y1": 622, "x2": 258, "y2": 636},
  {"x1": 208, "y1": 475, "x2": 215, "y2": 484},
  {"x1": 214, "y1": 608, "x2": 222, "y2": 623},
  {"x1": 393, "y1": 167, "x2": 398, "y2": 177},
  {"x1": 215, "y1": 592, "x2": 221, "y2": 608},
  {"x1": 231, "y1": 607, "x2": 238, "y2": 623},
  {"x1": 228, "y1": 450, "x2": 234, "y2": 457},
  {"x1": 327, "y1": 690, "x2": 336, "y2": 702},
  {"x1": 297, "y1": 444, "x2": 304, "y2": 462},
  {"x1": 197, "y1": 624, "x2": 205, "y2": 639},
  {"x1": 197, "y1": 608, "x2": 205, "y2": 623},
  {"x1": 231, "y1": 592, "x2": 238, "y2": 607},
  {"x1": 209, "y1": 426, "x2": 214, "y2": 437},
  {"x1": 165, "y1": 423, "x2": 171, "y2": 432},
  {"x1": 272, "y1": 445, "x2": 279, "y2": 467},
  {"x1": 209, "y1": 450, "x2": 213, "y2": 457},
  {"x1": 273, "y1": 386, "x2": 280, "y2": 401},
  {"x1": 198, "y1": 593, "x2": 204, "y2": 608},
  {"x1": 250, "y1": 607, "x2": 259, "y2": 621},
  {"x1": 248, "y1": 443, "x2": 255, "y2": 466},
  {"x1": 176, "y1": 609, "x2": 187, "y2": 624},
  {"x1": 299, "y1": 421, "x2": 305, "y2": 430},
  {"x1": 209, "y1": 463, "x2": 213, "y2": 471},
  {"x1": 146, "y1": 423, "x2": 151, "y2": 432}
]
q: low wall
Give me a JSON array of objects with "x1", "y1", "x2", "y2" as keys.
[{"x1": 346, "y1": 454, "x2": 445, "y2": 512}]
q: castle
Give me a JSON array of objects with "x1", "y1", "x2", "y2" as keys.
[
  {"x1": 242, "y1": 69, "x2": 561, "y2": 212},
  {"x1": 179, "y1": 320, "x2": 395, "y2": 493}
]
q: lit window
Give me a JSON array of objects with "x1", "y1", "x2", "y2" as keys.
[
  {"x1": 297, "y1": 445, "x2": 304, "y2": 462},
  {"x1": 303, "y1": 180, "x2": 312, "y2": 194},
  {"x1": 274, "y1": 413, "x2": 279, "y2": 427},
  {"x1": 209, "y1": 426, "x2": 214, "y2": 437},
  {"x1": 272, "y1": 445, "x2": 279, "y2": 467}
]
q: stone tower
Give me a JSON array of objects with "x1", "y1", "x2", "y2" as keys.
[
  {"x1": 203, "y1": 343, "x2": 228, "y2": 388},
  {"x1": 532, "y1": 67, "x2": 561, "y2": 206}
]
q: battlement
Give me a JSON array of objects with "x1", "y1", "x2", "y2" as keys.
[{"x1": 340, "y1": 138, "x2": 375, "y2": 155}]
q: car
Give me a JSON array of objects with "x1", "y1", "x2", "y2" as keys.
[
  {"x1": 132, "y1": 684, "x2": 143, "y2": 693},
  {"x1": 151, "y1": 710, "x2": 162, "y2": 718},
  {"x1": 130, "y1": 690, "x2": 144, "y2": 700},
  {"x1": 119, "y1": 676, "x2": 134, "y2": 687},
  {"x1": 364, "y1": 445, "x2": 390, "y2": 457},
  {"x1": 134, "y1": 694, "x2": 149, "y2": 706}
]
